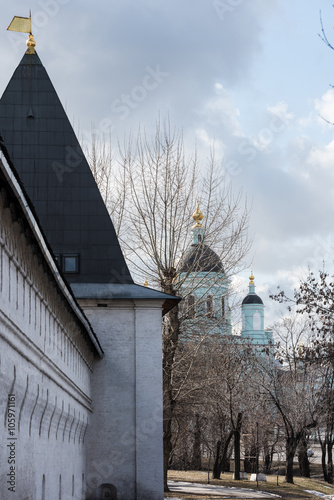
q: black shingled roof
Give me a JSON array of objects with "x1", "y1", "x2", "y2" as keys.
[
  {"x1": 0, "y1": 51, "x2": 133, "y2": 285},
  {"x1": 242, "y1": 293, "x2": 264, "y2": 305},
  {"x1": 178, "y1": 243, "x2": 224, "y2": 274}
]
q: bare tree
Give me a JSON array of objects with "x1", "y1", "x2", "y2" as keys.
[
  {"x1": 271, "y1": 269, "x2": 334, "y2": 483},
  {"x1": 259, "y1": 316, "x2": 318, "y2": 484},
  {"x1": 170, "y1": 334, "x2": 264, "y2": 480},
  {"x1": 316, "y1": 362, "x2": 334, "y2": 483},
  {"x1": 319, "y1": 8, "x2": 334, "y2": 53},
  {"x1": 86, "y1": 119, "x2": 250, "y2": 490}
]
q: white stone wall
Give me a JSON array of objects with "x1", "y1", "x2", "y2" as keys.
[
  {"x1": 81, "y1": 299, "x2": 164, "y2": 500},
  {"x1": 0, "y1": 188, "x2": 96, "y2": 500}
]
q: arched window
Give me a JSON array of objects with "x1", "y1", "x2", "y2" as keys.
[
  {"x1": 206, "y1": 295, "x2": 213, "y2": 316},
  {"x1": 198, "y1": 234, "x2": 202, "y2": 243},
  {"x1": 253, "y1": 310, "x2": 261, "y2": 331},
  {"x1": 188, "y1": 295, "x2": 195, "y2": 318}
]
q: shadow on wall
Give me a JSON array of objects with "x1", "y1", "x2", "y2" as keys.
[{"x1": 87, "y1": 483, "x2": 117, "y2": 499}]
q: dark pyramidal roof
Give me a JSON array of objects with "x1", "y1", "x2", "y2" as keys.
[
  {"x1": 242, "y1": 293, "x2": 263, "y2": 305},
  {"x1": 179, "y1": 243, "x2": 224, "y2": 273},
  {"x1": 0, "y1": 51, "x2": 132, "y2": 285}
]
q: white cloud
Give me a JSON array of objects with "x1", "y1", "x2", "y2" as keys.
[
  {"x1": 307, "y1": 138, "x2": 334, "y2": 170},
  {"x1": 195, "y1": 127, "x2": 227, "y2": 157},
  {"x1": 244, "y1": 101, "x2": 294, "y2": 152},
  {"x1": 315, "y1": 89, "x2": 334, "y2": 126},
  {"x1": 267, "y1": 101, "x2": 294, "y2": 125},
  {"x1": 199, "y1": 86, "x2": 244, "y2": 138}
]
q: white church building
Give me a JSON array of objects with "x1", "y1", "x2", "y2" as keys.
[{"x1": 0, "y1": 28, "x2": 179, "y2": 500}]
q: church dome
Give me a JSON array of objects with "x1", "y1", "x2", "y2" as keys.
[
  {"x1": 242, "y1": 293, "x2": 263, "y2": 305},
  {"x1": 242, "y1": 267, "x2": 263, "y2": 305},
  {"x1": 179, "y1": 243, "x2": 224, "y2": 273}
]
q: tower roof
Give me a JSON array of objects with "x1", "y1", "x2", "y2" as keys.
[
  {"x1": 179, "y1": 199, "x2": 224, "y2": 274},
  {"x1": 242, "y1": 267, "x2": 263, "y2": 305},
  {"x1": 242, "y1": 293, "x2": 263, "y2": 305},
  {"x1": 0, "y1": 50, "x2": 133, "y2": 285},
  {"x1": 178, "y1": 243, "x2": 224, "y2": 273}
]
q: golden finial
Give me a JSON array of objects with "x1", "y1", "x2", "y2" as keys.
[
  {"x1": 249, "y1": 264, "x2": 255, "y2": 285},
  {"x1": 26, "y1": 34, "x2": 36, "y2": 54},
  {"x1": 143, "y1": 276, "x2": 148, "y2": 287},
  {"x1": 192, "y1": 193, "x2": 204, "y2": 228}
]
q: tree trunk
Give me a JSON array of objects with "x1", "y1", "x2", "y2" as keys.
[
  {"x1": 213, "y1": 441, "x2": 222, "y2": 479},
  {"x1": 264, "y1": 452, "x2": 271, "y2": 474},
  {"x1": 263, "y1": 431, "x2": 278, "y2": 474},
  {"x1": 298, "y1": 435, "x2": 310, "y2": 478},
  {"x1": 223, "y1": 454, "x2": 231, "y2": 472},
  {"x1": 327, "y1": 439, "x2": 333, "y2": 484},
  {"x1": 190, "y1": 414, "x2": 202, "y2": 470},
  {"x1": 233, "y1": 412, "x2": 243, "y2": 480},
  {"x1": 263, "y1": 443, "x2": 275, "y2": 474},
  {"x1": 212, "y1": 430, "x2": 234, "y2": 479},
  {"x1": 234, "y1": 430, "x2": 241, "y2": 480},
  {"x1": 163, "y1": 387, "x2": 174, "y2": 491},
  {"x1": 286, "y1": 436, "x2": 299, "y2": 484},
  {"x1": 320, "y1": 439, "x2": 328, "y2": 483},
  {"x1": 298, "y1": 448, "x2": 310, "y2": 478},
  {"x1": 162, "y1": 292, "x2": 179, "y2": 491}
]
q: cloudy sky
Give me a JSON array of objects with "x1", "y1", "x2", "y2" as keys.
[{"x1": 0, "y1": 0, "x2": 334, "y2": 327}]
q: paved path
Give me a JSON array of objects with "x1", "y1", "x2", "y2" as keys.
[{"x1": 167, "y1": 480, "x2": 281, "y2": 498}]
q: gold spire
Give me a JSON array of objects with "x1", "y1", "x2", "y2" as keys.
[
  {"x1": 249, "y1": 265, "x2": 255, "y2": 285},
  {"x1": 143, "y1": 275, "x2": 148, "y2": 287},
  {"x1": 192, "y1": 194, "x2": 204, "y2": 228}
]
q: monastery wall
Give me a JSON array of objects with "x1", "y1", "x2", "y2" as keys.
[{"x1": 0, "y1": 184, "x2": 96, "y2": 500}]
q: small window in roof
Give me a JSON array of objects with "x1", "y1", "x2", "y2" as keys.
[{"x1": 63, "y1": 254, "x2": 79, "y2": 273}]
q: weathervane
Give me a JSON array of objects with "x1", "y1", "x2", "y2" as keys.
[{"x1": 7, "y1": 12, "x2": 36, "y2": 54}]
